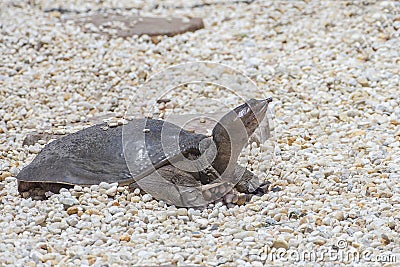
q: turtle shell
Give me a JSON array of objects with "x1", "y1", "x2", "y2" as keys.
[{"x1": 17, "y1": 118, "x2": 207, "y2": 192}]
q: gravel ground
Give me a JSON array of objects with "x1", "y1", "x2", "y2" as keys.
[{"x1": 1, "y1": 0, "x2": 400, "y2": 266}]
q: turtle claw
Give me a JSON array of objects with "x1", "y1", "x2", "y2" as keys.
[
  {"x1": 245, "y1": 177, "x2": 261, "y2": 193},
  {"x1": 234, "y1": 166, "x2": 261, "y2": 194},
  {"x1": 254, "y1": 181, "x2": 271, "y2": 196}
]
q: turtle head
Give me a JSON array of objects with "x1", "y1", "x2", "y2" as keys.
[
  {"x1": 212, "y1": 98, "x2": 272, "y2": 146},
  {"x1": 210, "y1": 98, "x2": 272, "y2": 174},
  {"x1": 232, "y1": 98, "x2": 272, "y2": 138}
]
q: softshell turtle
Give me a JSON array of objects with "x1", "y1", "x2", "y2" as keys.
[{"x1": 17, "y1": 98, "x2": 272, "y2": 206}]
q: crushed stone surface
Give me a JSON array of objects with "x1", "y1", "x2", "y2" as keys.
[{"x1": 0, "y1": 0, "x2": 399, "y2": 266}]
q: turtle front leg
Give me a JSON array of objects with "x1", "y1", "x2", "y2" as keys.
[
  {"x1": 129, "y1": 165, "x2": 224, "y2": 207},
  {"x1": 234, "y1": 165, "x2": 270, "y2": 195}
]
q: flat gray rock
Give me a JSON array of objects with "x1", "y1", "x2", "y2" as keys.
[{"x1": 73, "y1": 14, "x2": 204, "y2": 37}]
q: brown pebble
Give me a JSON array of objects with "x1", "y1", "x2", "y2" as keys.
[
  {"x1": 192, "y1": 232, "x2": 202, "y2": 238},
  {"x1": 85, "y1": 209, "x2": 99, "y2": 216},
  {"x1": 88, "y1": 256, "x2": 96, "y2": 266},
  {"x1": 236, "y1": 195, "x2": 247, "y2": 205},
  {"x1": 63, "y1": 93, "x2": 71, "y2": 101},
  {"x1": 156, "y1": 98, "x2": 171, "y2": 104},
  {"x1": 314, "y1": 239, "x2": 326, "y2": 246},
  {"x1": 0, "y1": 171, "x2": 11, "y2": 181},
  {"x1": 272, "y1": 239, "x2": 289, "y2": 249},
  {"x1": 357, "y1": 77, "x2": 369, "y2": 87},
  {"x1": 381, "y1": 234, "x2": 391, "y2": 245},
  {"x1": 67, "y1": 206, "x2": 78, "y2": 215},
  {"x1": 212, "y1": 232, "x2": 221, "y2": 238},
  {"x1": 119, "y1": 234, "x2": 131, "y2": 242},
  {"x1": 150, "y1": 36, "x2": 161, "y2": 44}
]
